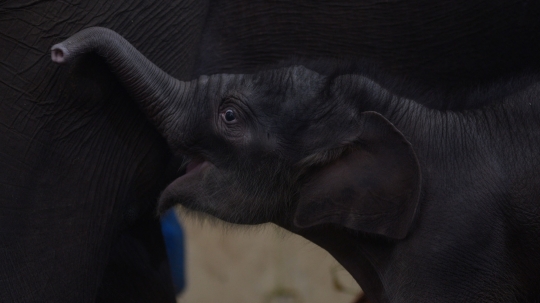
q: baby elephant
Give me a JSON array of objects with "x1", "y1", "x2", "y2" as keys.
[{"x1": 52, "y1": 27, "x2": 540, "y2": 303}]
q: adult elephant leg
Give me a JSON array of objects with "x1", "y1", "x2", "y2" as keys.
[{"x1": 0, "y1": 0, "x2": 208, "y2": 302}]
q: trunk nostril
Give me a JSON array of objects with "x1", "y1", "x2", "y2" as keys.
[{"x1": 51, "y1": 45, "x2": 68, "y2": 63}]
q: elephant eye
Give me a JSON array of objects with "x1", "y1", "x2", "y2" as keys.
[{"x1": 222, "y1": 109, "x2": 237, "y2": 123}]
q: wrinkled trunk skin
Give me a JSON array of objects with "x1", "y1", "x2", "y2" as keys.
[{"x1": 52, "y1": 27, "x2": 194, "y2": 149}]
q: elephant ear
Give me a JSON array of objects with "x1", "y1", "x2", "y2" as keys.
[{"x1": 294, "y1": 111, "x2": 421, "y2": 239}]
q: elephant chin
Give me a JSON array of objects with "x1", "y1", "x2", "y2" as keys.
[{"x1": 157, "y1": 192, "x2": 177, "y2": 215}]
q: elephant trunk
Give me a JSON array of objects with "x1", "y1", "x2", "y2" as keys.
[{"x1": 51, "y1": 27, "x2": 189, "y2": 145}]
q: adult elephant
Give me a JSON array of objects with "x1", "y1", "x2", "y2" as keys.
[
  {"x1": 2, "y1": 0, "x2": 540, "y2": 302},
  {"x1": 196, "y1": 0, "x2": 540, "y2": 109},
  {"x1": 0, "y1": 1, "x2": 206, "y2": 302}
]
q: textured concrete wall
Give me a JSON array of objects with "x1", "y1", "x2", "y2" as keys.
[{"x1": 177, "y1": 214, "x2": 362, "y2": 303}]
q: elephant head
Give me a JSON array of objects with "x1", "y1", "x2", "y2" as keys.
[{"x1": 52, "y1": 27, "x2": 421, "y2": 239}]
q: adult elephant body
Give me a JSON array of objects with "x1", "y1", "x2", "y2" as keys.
[
  {"x1": 2, "y1": 0, "x2": 540, "y2": 302},
  {"x1": 0, "y1": 1, "x2": 206, "y2": 302},
  {"x1": 197, "y1": 0, "x2": 540, "y2": 109}
]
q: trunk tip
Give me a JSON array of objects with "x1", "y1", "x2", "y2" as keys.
[{"x1": 51, "y1": 43, "x2": 69, "y2": 64}]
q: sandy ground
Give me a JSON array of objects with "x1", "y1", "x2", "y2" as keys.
[{"x1": 176, "y1": 211, "x2": 362, "y2": 303}]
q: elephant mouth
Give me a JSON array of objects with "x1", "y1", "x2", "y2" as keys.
[
  {"x1": 158, "y1": 156, "x2": 213, "y2": 213},
  {"x1": 186, "y1": 157, "x2": 204, "y2": 173},
  {"x1": 180, "y1": 156, "x2": 211, "y2": 180}
]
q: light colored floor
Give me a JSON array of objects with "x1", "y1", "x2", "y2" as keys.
[{"x1": 177, "y1": 212, "x2": 362, "y2": 303}]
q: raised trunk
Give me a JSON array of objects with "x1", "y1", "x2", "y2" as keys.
[{"x1": 51, "y1": 27, "x2": 189, "y2": 145}]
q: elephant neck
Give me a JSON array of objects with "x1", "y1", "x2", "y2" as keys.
[{"x1": 333, "y1": 74, "x2": 540, "y2": 172}]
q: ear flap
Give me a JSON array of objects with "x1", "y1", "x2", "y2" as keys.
[{"x1": 294, "y1": 112, "x2": 421, "y2": 239}]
